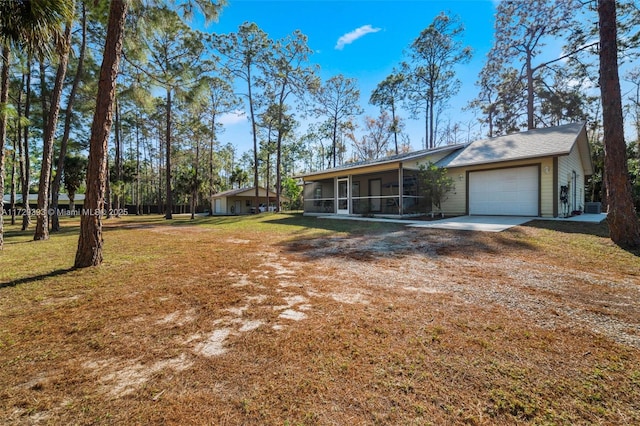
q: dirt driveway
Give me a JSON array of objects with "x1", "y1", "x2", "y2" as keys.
[{"x1": 283, "y1": 222, "x2": 640, "y2": 349}]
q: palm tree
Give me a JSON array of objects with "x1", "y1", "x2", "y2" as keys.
[{"x1": 0, "y1": 0, "x2": 74, "y2": 249}]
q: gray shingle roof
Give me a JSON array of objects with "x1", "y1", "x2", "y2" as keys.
[
  {"x1": 298, "y1": 143, "x2": 463, "y2": 178},
  {"x1": 436, "y1": 122, "x2": 587, "y2": 168},
  {"x1": 213, "y1": 187, "x2": 252, "y2": 197}
]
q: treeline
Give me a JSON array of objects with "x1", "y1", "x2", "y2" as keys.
[{"x1": 1, "y1": 0, "x2": 639, "y2": 257}]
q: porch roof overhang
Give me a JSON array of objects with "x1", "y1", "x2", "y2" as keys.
[
  {"x1": 298, "y1": 144, "x2": 464, "y2": 182},
  {"x1": 300, "y1": 161, "x2": 403, "y2": 181}
]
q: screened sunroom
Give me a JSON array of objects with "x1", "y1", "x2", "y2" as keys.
[{"x1": 300, "y1": 145, "x2": 462, "y2": 218}]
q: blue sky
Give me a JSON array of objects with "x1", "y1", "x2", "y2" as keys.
[{"x1": 200, "y1": 0, "x2": 502, "y2": 155}]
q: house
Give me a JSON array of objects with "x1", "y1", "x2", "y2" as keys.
[
  {"x1": 300, "y1": 122, "x2": 593, "y2": 218},
  {"x1": 2, "y1": 193, "x2": 85, "y2": 208},
  {"x1": 211, "y1": 186, "x2": 288, "y2": 215}
]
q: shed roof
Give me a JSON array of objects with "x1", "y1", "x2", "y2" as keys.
[{"x1": 212, "y1": 186, "x2": 288, "y2": 201}]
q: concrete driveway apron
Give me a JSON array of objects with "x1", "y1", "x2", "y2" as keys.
[{"x1": 407, "y1": 216, "x2": 532, "y2": 232}]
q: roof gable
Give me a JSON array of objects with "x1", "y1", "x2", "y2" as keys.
[{"x1": 437, "y1": 122, "x2": 589, "y2": 169}]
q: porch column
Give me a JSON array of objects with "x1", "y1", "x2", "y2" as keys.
[
  {"x1": 398, "y1": 163, "x2": 404, "y2": 216},
  {"x1": 348, "y1": 175, "x2": 352, "y2": 214},
  {"x1": 334, "y1": 178, "x2": 338, "y2": 214}
]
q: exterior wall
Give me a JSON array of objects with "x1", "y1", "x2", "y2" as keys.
[
  {"x1": 540, "y1": 158, "x2": 554, "y2": 216},
  {"x1": 302, "y1": 152, "x2": 579, "y2": 218},
  {"x1": 226, "y1": 196, "x2": 255, "y2": 214},
  {"x1": 438, "y1": 168, "x2": 469, "y2": 216},
  {"x1": 440, "y1": 158, "x2": 555, "y2": 217},
  {"x1": 558, "y1": 143, "x2": 586, "y2": 214},
  {"x1": 213, "y1": 188, "x2": 285, "y2": 215},
  {"x1": 219, "y1": 197, "x2": 228, "y2": 214}
]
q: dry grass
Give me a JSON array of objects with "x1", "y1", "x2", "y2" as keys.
[{"x1": 1, "y1": 213, "x2": 639, "y2": 425}]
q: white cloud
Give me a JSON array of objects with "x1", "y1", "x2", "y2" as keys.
[
  {"x1": 219, "y1": 110, "x2": 246, "y2": 125},
  {"x1": 335, "y1": 25, "x2": 381, "y2": 50}
]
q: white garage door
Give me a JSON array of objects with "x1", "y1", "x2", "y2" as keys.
[{"x1": 469, "y1": 166, "x2": 539, "y2": 216}]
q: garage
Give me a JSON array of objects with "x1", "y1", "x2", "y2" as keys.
[{"x1": 469, "y1": 166, "x2": 539, "y2": 216}]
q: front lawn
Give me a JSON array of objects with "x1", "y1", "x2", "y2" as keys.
[{"x1": 1, "y1": 213, "x2": 639, "y2": 424}]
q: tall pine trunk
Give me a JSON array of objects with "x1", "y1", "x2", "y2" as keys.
[
  {"x1": 75, "y1": 0, "x2": 127, "y2": 268},
  {"x1": 247, "y1": 68, "x2": 260, "y2": 209},
  {"x1": 526, "y1": 48, "x2": 535, "y2": 130},
  {"x1": 35, "y1": 23, "x2": 73, "y2": 240},
  {"x1": 165, "y1": 89, "x2": 173, "y2": 219},
  {"x1": 52, "y1": 3, "x2": 86, "y2": 231},
  {"x1": 0, "y1": 44, "x2": 10, "y2": 250},
  {"x1": 21, "y1": 56, "x2": 32, "y2": 231},
  {"x1": 598, "y1": 0, "x2": 640, "y2": 248},
  {"x1": 428, "y1": 91, "x2": 435, "y2": 149},
  {"x1": 114, "y1": 97, "x2": 122, "y2": 216},
  {"x1": 208, "y1": 108, "x2": 216, "y2": 216},
  {"x1": 391, "y1": 102, "x2": 398, "y2": 155},
  {"x1": 135, "y1": 115, "x2": 141, "y2": 215},
  {"x1": 10, "y1": 127, "x2": 17, "y2": 225}
]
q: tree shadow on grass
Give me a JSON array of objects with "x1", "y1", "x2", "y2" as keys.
[
  {"x1": 0, "y1": 267, "x2": 76, "y2": 289},
  {"x1": 3, "y1": 223, "x2": 80, "y2": 245},
  {"x1": 263, "y1": 213, "x2": 406, "y2": 236},
  {"x1": 273, "y1": 214, "x2": 538, "y2": 262},
  {"x1": 524, "y1": 219, "x2": 640, "y2": 257},
  {"x1": 524, "y1": 219, "x2": 610, "y2": 237}
]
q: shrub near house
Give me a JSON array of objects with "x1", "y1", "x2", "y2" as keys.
[{"x1": 417, "y1": 161, "x2": 455, "y2": 217}]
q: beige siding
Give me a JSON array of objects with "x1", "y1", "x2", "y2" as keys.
[
  {"x1": 540, "y1": 158, "x2": 554, "y2": 216},
  {"x1": 558, "y1": 143, "x2": 586, "y2": 214},
  {"x1": 403, "y1": 151, "x2": 452, "y2": 170},
  {"x1": 439, "y1": 158, "x2": 555, "y2": 217},
  {"x1": 439, "y1": 169, "x2": 466, "y2": 215}
]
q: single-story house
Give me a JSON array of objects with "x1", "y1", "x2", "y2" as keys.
[
  {"x1": 2, "y1": 193, "x2": 85, "y2": 207},
  {"x1": 211, "y1": 186, "x2": 288, "y2": 215},
  {"x1": 300, "y1": 122, "x2": 593, "y2": 218}
]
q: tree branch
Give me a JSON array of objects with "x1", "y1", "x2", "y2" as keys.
[{"x1": 532, "y1": 41, "x2": 599, "y2": 73}]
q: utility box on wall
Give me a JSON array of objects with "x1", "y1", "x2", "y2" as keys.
[{"x1": 584, "y1": 202, "x2": 602, "y2": 214}]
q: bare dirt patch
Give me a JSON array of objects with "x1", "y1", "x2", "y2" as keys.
[{"x1": 287, "y1": 226, "x2": 640, "y2": 348}]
